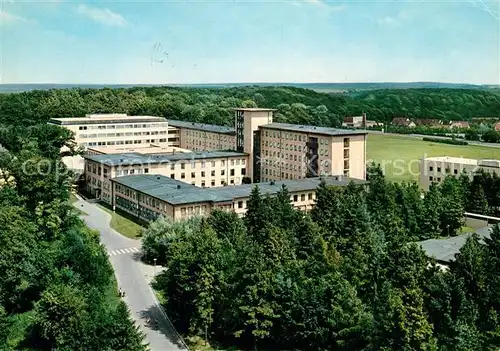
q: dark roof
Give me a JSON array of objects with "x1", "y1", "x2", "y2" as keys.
[
  {"x1": 111, "y1": 174, "x2": 366, "y2": 206},
  {"x1": 419, "y1": 226, "x2": 491, "y2": 263},
  {"x1": 414, "y1": 118, "x2": 442, "y2": 126},
  {"x1": 84, "y1": 151, "x2": 248, "y2": 167},
  {"x1": 260, "y1": 123, "x2": 367, "y2": 137},
  {"x1": 392, "y1": 117, "x2": 412, "y2": 126},
  {"x1": 168, "y1": 120, "x2": 235, "y2": 135}
]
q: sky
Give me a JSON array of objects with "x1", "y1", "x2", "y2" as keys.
[{"x1": 1, "y1": 0, "x2": 499, "y2": 84}]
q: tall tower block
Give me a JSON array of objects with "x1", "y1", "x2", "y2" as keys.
[{"x1": 234, "y1": 108, "x2": 275, "y2": 183}]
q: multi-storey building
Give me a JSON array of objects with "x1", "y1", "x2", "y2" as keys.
[
  {"x1": 84, "y1": 151, "x2": 249, "y2": 203},
  {"x1": 419, "y1": 156, "x2": 500, "y2": 191},
  {"x1": 48, "y1": 113, "x2": 169, "y2": 170},
  {"x1": 167, "y1": 120, "x2": 236, "y2": 151},
  {"x1": 110, "y1": 174, "x2": 364, "y2": 222},
  {"x1": 259, "y1": 123, "x2": 366, "y2": 181},
  {"x1": 233, "y1": 108, "x2": 367, "y2": 182}
]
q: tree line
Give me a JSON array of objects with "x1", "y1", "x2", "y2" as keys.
[
  {"x1": 0, "y1": 86, "x2": 498, "y2": 130},
  {"x1": 0, "y1": 125, "x2": 146, "y2": 350},
  {"x1": 140, "y1": 164, "x2": 500, "y2": 350}
]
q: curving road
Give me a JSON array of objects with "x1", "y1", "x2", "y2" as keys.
[{"x1": 74, "y1": 196, "x2": 187, "y2": 351}]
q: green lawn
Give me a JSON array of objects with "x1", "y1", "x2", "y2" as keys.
[
  {"x1": 367, "y1": 134, "x2": 500, "y2": 182},
  {"x1": 97, "y1": 203, "x2": 144, "y2": 239}
]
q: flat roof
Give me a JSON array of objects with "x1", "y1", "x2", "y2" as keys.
[
  {"x1": 49, "y1": 114, "x2": 167, "y2": 126},
  {"x1": 111, "y1": 174, "x2": 366, "y2": 206},
  {"x1": 168, "y1": 120, "x2": 235, "y2": 135},
  {"x1": 419, "y1": 226, "x2": 491, "y2": 263},
  {"x1": 84, "y1": 150, "x2": 248, "y2": 167},
  {"x1": 423, "y1": 156, "x2": 478, "y2": 165},
  {"x1": 233, "y1": 108, "x2": 277, "y2": 112},
  {"x1": 260, "y1": 123, "x2": 368, "y2": 137},
  {"x1": 87, "y1": 145, "x2": 191, "y2": 155}
]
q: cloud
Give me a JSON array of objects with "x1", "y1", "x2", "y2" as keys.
[
  {"x1": 377, "y1": 11, "x2": 409, "y2": 26},
  {"x1": 378, "y1": 16, "x2": 397, "y2": 25},
  {"x1": 76, "y1": 4, "x2": 127, "y2": 27},
  {"x1": 0, "y1": 10, "x2": 28, "y2": 25}
]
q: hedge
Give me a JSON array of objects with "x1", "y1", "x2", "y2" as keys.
[{"x1": 422, "y1": 137, "x2": 468, "y2": 145}]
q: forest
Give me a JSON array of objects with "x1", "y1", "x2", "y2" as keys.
[
  {"x1": 141, "y1": 165, "x2": 500, "y2": 350},
  {"x1": 0, "y1": 124, "x2": 146, "y2": 350},
  {"x1": 0, "y1": 86, "x2": 499, "y2": 130}
]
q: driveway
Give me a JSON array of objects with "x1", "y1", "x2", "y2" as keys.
[{"x1": 74, "y1": 197, "x2": 187, "y2": 351}]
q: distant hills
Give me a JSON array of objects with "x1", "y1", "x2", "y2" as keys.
[{"x1": 0, "y1": 82, "x2": 498, "y2": 93}]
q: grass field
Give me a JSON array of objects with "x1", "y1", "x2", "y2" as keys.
[
  {"x1": 97, "y1": 203, "x2": 145, "y2": 239},
  {"x1": 367, "y1": 134, "x2": 500, "y2": 182}
]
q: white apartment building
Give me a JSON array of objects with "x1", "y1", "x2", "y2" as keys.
[
  {"x1": 48, "y1": 114, "x2": 169, "y2": 171},
  {"x1": 419, "y1": 156, "x2": 500, "y2": 191}
]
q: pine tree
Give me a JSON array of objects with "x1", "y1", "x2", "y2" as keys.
[
  {"x1": 439, "y1": 176, "x2": 465, "y2": 237},
  {"x1": 468, "y1": 181, "x2": 489, "y2": 215},
  {"x1": 245, "y1": 186, "x2": 269, "y2": 242},
  {"x1": 421, "y1": 183, "x2": 442, "y2": 240}
]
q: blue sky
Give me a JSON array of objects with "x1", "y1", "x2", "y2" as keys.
[{"x1": 1, "y1": 0, "x2": 499, "y2": 84}]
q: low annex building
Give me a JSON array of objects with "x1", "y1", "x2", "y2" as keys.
[
  {"x1": 419, "y1": 156, "x2": 500, "y2": 191},
  {"x1": 84, "y1": 151, "x2": 249, "y2": 203},
  {"x1": 110, "y1": 174, "x2": 365, "y2": 222}
]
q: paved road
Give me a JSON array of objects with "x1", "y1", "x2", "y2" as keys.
[
  {"x1": 367, "y1": 130, "x2": 500, "y2": 148},
  {"x1": 74, "y1": 197, "x2": 186, "y2": 351}
]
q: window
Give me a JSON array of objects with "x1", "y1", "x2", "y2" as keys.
[
  {"x1": 201, "y1": 161, "x2": 206, "y2": 168},
  {"x1": 211, "y1": 180, "x2": 215, "y2": 186},
  {"x1": 238, "y1": 201, "x2": 243, "y2": 209},
  {"x1": 293, "y1": 195, "x2": 298, "y2": 202},
  {"x1": 241, "y1": 159, "x2": 246, "y2": 165},
  {"x1": 231, "y1": 160, "x2": 235, "y2": 166},
  {"x1": 344, "y1": 160, "x2": 349, "y2": 169},
  {"x1": 429, "y1": 176, "x2": 433, "y2": 181},
  {"x1": 230, "y1": 169, "x2": 235, "y2": 176},
  {"x1": 221, "y1": 170, "x2": 225, "y2": 176},
  {"x1": 181, "y1": 173, "x2": 185, "y2": 179},
  {"x1": 454, "y1": 169, "x2": 458, "y2": 175},
  {"x1": 437, "y1": 177, "x2": 441, "y2": 182},
  {"x1": 144, "y1": 168, "x2": 149, "y2": 174},
  {"x1": 171, "y1": 174, "x2": 175, "y2": 179},
  {"x1": 129, "y1": 169, "x2": 135, "y2": 175},
  {"x1": 181, "y1": 163, "x2": 186, "y2": 169},
  {"x1": 211, "y1": 161, "x2": 215, "y2": 167},
  {"x1": 343, "y1": 138, "x2": 350, "y2": 147},
  {"x1": 170, "y1": 164, "x2": 175, "y2": 170},
  {"x1": 344, "y1": 149, "x2": 349, "y2": 158},
  {"x1": 445, "y1": 168, "x2": 450, "y2": 174},
  {"x1": 301, "y1": 194, "x2": 305, "y2": 201},
  {"x1": 437, "y1": 167, "x2": 441, "y2": 172},
  {"x1": 241, "y1": 168, "x2": 246, "y2": 176},
  {"x1": 191, "y1": 172, "x2": 195, "y2": 178},
  {"x1": 221, "y1": 160, "x2": 225, "y2": 167},
  {"x1": 429, "y1": 166, "x2": 433, "y2": 171},
  {"x1": 201, "y1": 171, "x2": 205, "y2": 177},
  {"x1": 308, "y1": 193, "x2": 313, "y2": 200},
  {"x1": 230, "y1": 179, "x2": 234, "y2": 184},
  {"x1": 201, "y1": 180, "x2": 206, "y2": 187},
  {"x1": 211, "y1": 170, "x2": 215, "y2": 177}
]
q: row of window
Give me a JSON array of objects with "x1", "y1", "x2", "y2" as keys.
[
  {"x1": 264, "y1": 163, "x2": 303, "y2": 173},
  {"x1": 428, "y1": 166, "x2": 459, "y2": 175},
  {"x1": 170, "y1": 170, "x2": 242, "y2": 181},
  {"x1": 79, "y1": 130, "x2": 167, "y2": 138},
  {"x1": 185, "y1": 130, "x2": 234, "y2": 141},
  {"x1": 81, "y1": 139, "x2": 167, "y2": 147},
  {"x1": 115, "y1": 168, "x2": 149, "y2": 177},
  {"x1": 170, "y1": 159, "x2": 246, "y2": 170},
  {"x1": 180, "y1": 205, "x2": 208, "y2": 217},
  {"x1": 78, "y1": 122, "x2": 168, "y2": 131}
]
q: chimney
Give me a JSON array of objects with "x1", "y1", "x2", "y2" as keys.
[
  {"x1": 176, "y1": 185, "x2": 181, "y2": 189},
  {"x1": 362, "y1": 112, "x2": 367, "y2": 129}
]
